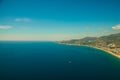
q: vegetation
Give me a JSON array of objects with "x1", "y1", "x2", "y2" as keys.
[{"x1": 59, "y1": 33, "x2": 120, "y2": 57}]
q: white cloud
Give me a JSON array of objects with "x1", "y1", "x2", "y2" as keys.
[
  {"x1": 112, "y1": 24, "x2": 120, "y2": 30},
  {"x1": 0, "y1": 26, "x2": 12, "y2": 29},
  {"x1": 15, "y1": 18, "x2": 31, "y2": 22}
]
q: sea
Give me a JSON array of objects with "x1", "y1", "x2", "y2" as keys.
[{"x1": 0, "y1": 41, "x2": 120, "y2": 80}]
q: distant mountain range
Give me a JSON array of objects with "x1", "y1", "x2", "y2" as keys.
[
  {"x1": 59, "y1": 33, "x2": 120, "y2": 58},
  {"x1": 59, "y1": 33, "x2": 120, "y2": 48}
]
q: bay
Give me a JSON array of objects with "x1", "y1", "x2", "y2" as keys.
[{"x1": 0, "y1": 41, "x2": 120, "y2": 80}]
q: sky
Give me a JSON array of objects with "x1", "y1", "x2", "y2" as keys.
[{"x1": 0, "y1": 0, "x2": 120, "y2": 41}]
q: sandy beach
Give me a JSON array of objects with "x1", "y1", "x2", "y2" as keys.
[
  {"x1": 90, "y1": 46, "x2": 120, "y2": 59},
  {"x1": 58, "y1": 43, "x2": 120, "y2": 59}
]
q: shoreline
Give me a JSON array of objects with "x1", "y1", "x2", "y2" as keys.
[
  {"x1": 88, "y1": 46, "x2": 120, "y2": 59},
  {"x1": 58, "y1": 43, "x2": 120, "y2": 59}
]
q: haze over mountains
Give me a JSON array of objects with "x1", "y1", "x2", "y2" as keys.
[
  {"x1": 59, "y1": 33, "x2": 120, "y2": 57},
  {"x1": 60, "y1": 33, "x2": 120, "y2": 47}
]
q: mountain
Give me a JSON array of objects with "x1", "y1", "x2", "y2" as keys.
[{"x1": 59, "y1": 33, "x2": 120, "y2": 57}]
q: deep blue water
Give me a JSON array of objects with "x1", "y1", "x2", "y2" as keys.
[{"x1": 0, "y1": 41, "x2": 120, "y2": 80}]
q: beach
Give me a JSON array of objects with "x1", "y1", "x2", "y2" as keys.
[{"x1": 58, "y1": 43, "x2": 120, "y2": 59}]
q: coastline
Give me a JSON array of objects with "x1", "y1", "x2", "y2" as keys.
[
  {"x1": 88, "y1": 46, "x2": 120, "y2": 59},
  {"x1": 58, "y1": 43, "x2": 120, "y2": 59}
]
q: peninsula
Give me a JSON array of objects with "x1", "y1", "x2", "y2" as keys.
[{"x1": 58, "y1": 33, "x2": 120, "y2": 58}]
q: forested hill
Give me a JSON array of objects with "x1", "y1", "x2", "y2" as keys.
[{"x1": 59, "y1": 33, "x2": 120, "y2": 56}]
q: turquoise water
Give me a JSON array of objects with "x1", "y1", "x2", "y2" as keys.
[{"x1": 0, "y1": 41, "x2": 120, "y2": 80}]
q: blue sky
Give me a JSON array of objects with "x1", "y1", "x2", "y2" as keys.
[{"x1": 0, "y1": 0, "x2": 120, "y2": 40}]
